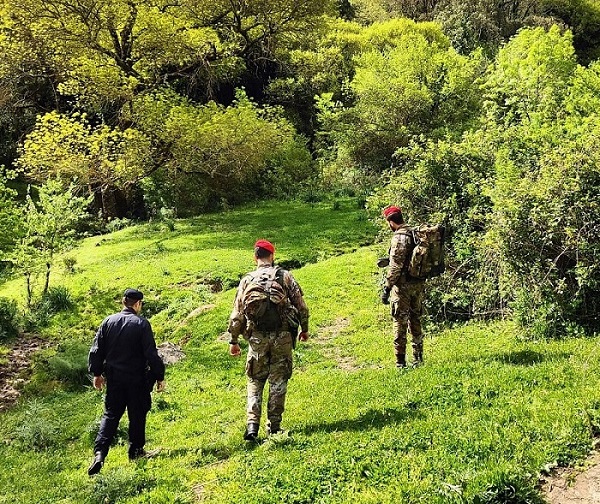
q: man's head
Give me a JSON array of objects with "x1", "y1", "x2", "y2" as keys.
[
  {"x1": 382, "y1": 205, "x2": 404, "y2": 230},
  {"x1": 254, "y1": 239, "x2": 275, "y2": 265},
  {"x1": 122, "y1": 288, "x2": 144, "y2": 314}
]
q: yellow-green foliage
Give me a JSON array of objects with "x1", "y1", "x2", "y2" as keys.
[{"x1": 17, "y1": 112, "x2": 151, "y2": 188}]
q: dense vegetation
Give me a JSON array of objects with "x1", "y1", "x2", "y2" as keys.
[{"x1": 1, "y1": 0, "x2": 599, "y2": 335}]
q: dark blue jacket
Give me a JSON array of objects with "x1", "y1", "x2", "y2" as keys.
[{"x1": 88, "y1": 308, "x2": 165, "y2": 381}]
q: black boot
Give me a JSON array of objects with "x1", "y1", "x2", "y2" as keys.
[
  {"x1": 267, "y1": 422, "x2": 282, "y2": 435},
  {"x1": 412, "y1": 344, "x2": 423, "y2": 367},
  {"x1": 395, "y1": 353, "x2": 407, "y2": 369},
  {"x1": 395, "y1": 340, "x2": 407, "y2": 369},
  {"x1": 87, "y1": 451, "x2": 104, "y2": 476},
  {"x1": 244, "y1": 422, "x2": 259, "y2": 441}
]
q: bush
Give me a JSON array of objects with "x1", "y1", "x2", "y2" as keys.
[
  {"x1": 0, "y1": 297, "x2": 19, "y2": 341},
  {"x1": 62, "y1": 256, "x2": 77, "y2": 273},
  {"x1": 105, "y1": 217, "x2": 133, "y2": 233},
  {"x1": 46, "y1": 341, "x2": 90, "y2": 388},
  {"x1": 14, "y1": 400, "x2": 62, "y2": 450},
  {"x1": 87, "y1": 465, "x2": 154, "y2": 504},
  {"x1": 43, "y1": 286, "x2": 74, "y2": 313},
  {"x1": 23, "y1": 302, "x2": 50, "y2": 332},
  {"x1": 488, "y1": 121, "x2": 600, "y2": 337}
]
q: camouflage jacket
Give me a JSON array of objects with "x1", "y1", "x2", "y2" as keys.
[
  {"x1": 385, "y1": 224, "x2": 423, "y2": 289},
  {"x1": 228, "y1": 264, "x2": 309, "y2": 343}
]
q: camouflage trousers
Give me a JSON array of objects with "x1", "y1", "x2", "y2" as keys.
[
  {"x1": 390, "y1": 281, "x2": 425, "y2": 361},
  {"x1": 245, "y1": 330, "x2": 293, "y2": 430}
]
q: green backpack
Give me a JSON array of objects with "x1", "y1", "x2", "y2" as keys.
[{"x1": 406, "y1": 224, "x2": 446, "y2": 280}]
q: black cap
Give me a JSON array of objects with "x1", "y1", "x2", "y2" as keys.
[{"x1": 123, "y1": 288, "x2": 144, "y2": 301}]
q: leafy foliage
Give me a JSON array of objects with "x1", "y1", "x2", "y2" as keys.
[
  {"x1": 0, "y1": 296, "x2": 19, "y2": 340},
  {"x1": 317, "y1": 19, "x2": 484, "y2": 174},
  {"x1": 0, "y1": 169, "x2": 22, "y2": 257}
]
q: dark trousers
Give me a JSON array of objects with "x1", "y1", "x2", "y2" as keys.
[{"x1": 94, "y1": 377, "x2": 151, "y2": 458}]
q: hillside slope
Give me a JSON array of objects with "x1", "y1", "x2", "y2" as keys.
[{"x1": 1, "y1": 200, "x2": 600, "y2": 504}]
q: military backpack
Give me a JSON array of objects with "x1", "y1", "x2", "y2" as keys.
[
  {"x1": 242, "y1": 267, "x2": 294, "y2": 331},
  {"x1": 406, "y1": 224, "x2": 446, "y2": 280}
]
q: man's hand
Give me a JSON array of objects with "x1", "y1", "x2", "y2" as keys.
[
  {"x1": 298, "y1": 331, "x2": 309, "y2": 342},
  {"x1": 156, "y1": 380, "x2": 166, "y2": 392},
  {"x1": 381, "y1": 286, "x2": 391, "y2": 305},
  {"x1": 229, "y1": 343, "x2": 241, "y2": 357},
  {"x1": 93, "y1": 375, "x2": 105, "y2": 391}
]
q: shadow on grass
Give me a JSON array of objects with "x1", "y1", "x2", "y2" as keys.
[
  {"x1": 157, "y1": 437, "x2": 263, "y2": 469},
  {"x1": 300, "y1": 407, "x2": 424, "y2": 435},
  {"x1": 491, "y1": 349, "x2": 570, "y2": 366}
]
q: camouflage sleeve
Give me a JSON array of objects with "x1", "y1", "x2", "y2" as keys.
[
  {"x1": 283, "y1": 271, "x2": 309, "y2": 333},
  {"x1": 386, "y1": 231, "x2": 411, "y2": 288},
  {"x1": 227, "y1": 276, "x2": 249, "y2": 343}
]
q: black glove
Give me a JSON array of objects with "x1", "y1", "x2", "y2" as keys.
[{"x1": 381, "y1": 286, "x2": 391, "y2": 305}]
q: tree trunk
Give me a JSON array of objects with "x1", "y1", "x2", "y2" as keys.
[
  {"x1": 25, "y1": 272, "x2": 32, "y2": 308},
  {"x1": 101, "y1": 187, "x2": 119, "y2": 219},
  {"x1": 43, "y1": 262, "x2": 51, "y2": 296}
]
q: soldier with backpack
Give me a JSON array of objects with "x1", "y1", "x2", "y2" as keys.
[
  {"x1": 228, "y1": 239, "x2": 309, "y2": 441},
  {"x1": 380, "y1": 206, "x2": 445, "y2": 369}
]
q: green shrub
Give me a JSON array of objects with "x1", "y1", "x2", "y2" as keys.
[
  {"x1": 14, "y1": 400, "x2": 62, "y2": 450},
  {"x1": 43, "y1": 286, "x2": 74, "y2": 313},
  {"x1": 105, "y1": 217, "x2": 133, "y2": 233},
  {"x1": 46, "y1": 341, "x2": 90, "y2": 388},
  {"x1": 23, "y1": 302, "x2": 50, "y2": 332},
  {"x1": 62, "y1": 256, "x2": 77, "y2": 274},
  {"x1": 87, "y1": 465, "x2": 154, "y2": 504},
  {"x1": 0, "y1": 296, "x2": 19, "y2": 340}
]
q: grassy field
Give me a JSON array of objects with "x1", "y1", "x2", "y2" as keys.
[{"x1": 1, "y1": 199, "x2": 600, "y2": 504}]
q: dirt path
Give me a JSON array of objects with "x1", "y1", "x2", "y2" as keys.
[
  {"x1": 0, "y1": 335, "x2": 50, "y2": 412},
  {"x1": 542, "y1": 452, "x2": 600, "y2": 503}
]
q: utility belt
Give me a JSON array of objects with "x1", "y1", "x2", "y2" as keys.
[
  {"x1": 395, "y1": 272, "x2": 425, "y2": 285},
  {"x1": 250, "y1": 320, "x2": 291, "y2": 333}
]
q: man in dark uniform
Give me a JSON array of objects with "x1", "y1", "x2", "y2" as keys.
[
  {"x1": 381, "y1": 206, "x2": 426, "y2": 368},
  {"x1": 228, "y1": 240, "x2": 309, "y2": 440},
  {"x1": 87, "y1": 288, "x2": 165, "y2": 475}
]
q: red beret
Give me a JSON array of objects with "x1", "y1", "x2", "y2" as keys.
[
  {"x1": 382, "y1": 206, "x2": 402, "y2": 220},
  {"x1": 254, "y1": 239, "x2": 275, "y2": 254}
]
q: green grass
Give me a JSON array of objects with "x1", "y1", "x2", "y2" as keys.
[{"x1": 1, "y1": 199, "x2": 600, "y2": 503}]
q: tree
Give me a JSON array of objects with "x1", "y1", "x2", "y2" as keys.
[
  {"x1": 132, "y1": 89, "x2": 313, "y2": 212},
  {"x1": 483, "y1": 25, "x2": 577, "y2": 127},
  {"x1": 16, "y1": 112, "x2": 152, "y2": 218},
  {"x1": 13, "y1": 181, "x2": 89, "y2": 306},
  {"x1": 3, "y1": 0, "x2": 334, "y2": 110},
  {"x1": 317, "y1": 19, "x2": 484, "y2": 174}
]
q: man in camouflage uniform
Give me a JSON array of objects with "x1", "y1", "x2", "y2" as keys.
[
  {"x1": 381, "y1": 206, "x2": 425, "y2": 369},
  {"x1": 228, "y1": 239, "x2": 309, "y2": 440}
]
